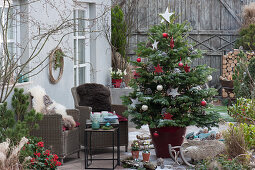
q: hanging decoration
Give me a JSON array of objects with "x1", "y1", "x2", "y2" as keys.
[
  {"x1": 173, "y1": 68, "x2": 181, "y2": 74},
  {"x1": 133, "y1": 71, "x2": 140, "y2": 79},
  {"x1": 178, "y1": 57, "x2": 183, "y2": 67},
  {"x1": 168, "y1": 88, "x2": 180, "y2": 98},
  {"x1": 201, "y1": 100, "x2": 207, "y2": 106},
  {"x1": 156, "y1": 85, "x2": 163, "y2": 91},
  {"x1": 170, "y1": 37, "x2": 175, "y2": 49},
  {"x1": 161, "y1": 107, "x2": 167, "y2": 114},
  {"x1": 153, "y1": 131, "x2": 159, "y2": 137},
  {"x1": 162, "y1": 33, "x2": 168, "y2": 38},
  {"x1": 147, "y1": 64, "x2": 155, "y2": 72},
  {"x1": 137, "y1": 58, "x2": 141, "y2": 62},
  {"x1": 184, "y1": 64, "x2": 191, "y2": 73},
  {"x1": 144, "y1": 88, "x2": 152, "y2": 95},
  {"x1": 154, "y1": 64, "x2": 163, "y2": 74},
  {"x1": 207, "y1": 75, "x2": 213, "y2": 81},
  {"x1": 163, "y1": 113, "x2": 173, "y2": 120},
  {"x1": 152, "y1": 40, "x2": 159, "y2": 50},
  {"x1": 142, "y1": 105, "x2": 148, "y2": 111},
  {"x1": 49, "y1": 47, "x2": 64, "y2": 84}
]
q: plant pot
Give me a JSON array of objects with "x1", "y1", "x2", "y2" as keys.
[
  {"x1": 112, "y1": 79, "x2": 122, "y2": 88},
  {"x1": 150, "y1": 126, "x2": 186, "y2": 158},
  {"x1": 131, "y1": 150, "x2": 139, "y2": 159},
  {"x1": 142, "y1": 152, "x2": 150, "y2": 162}
]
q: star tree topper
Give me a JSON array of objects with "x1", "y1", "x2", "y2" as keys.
[
  {"x1": 152, "y1": 40, "x2": 159, "y2": 50},
  {"x1": 160, "y1": 7, "x2": 174, "y2": 23}
]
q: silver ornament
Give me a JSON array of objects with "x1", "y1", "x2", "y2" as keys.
[
  {"x1": 130, "y1": 98, "x2": 141, "y2": 108},
  {"x1": 144, "y1": 88, "x2": 152, "y2": 95},
  {"x1": 207, "y1": 75, "x2": 212, "y2": 81},
  {"x1": 169, "y1": 88, "x2": 180, "y2": 98},
  {"x1": 173, "y1": 68, "x2": 181, "y2": 73},
  {"x1": 161, "y1": 108, "x2": 167, "y2": 114}
]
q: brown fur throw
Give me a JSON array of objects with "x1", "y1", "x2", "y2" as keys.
[{"x1": 77, "y1": 83, "x2": 112, "y2": 112}]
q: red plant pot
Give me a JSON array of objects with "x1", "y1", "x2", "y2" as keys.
[
  {"x1": 112, "y1": 79, "x2": 122, "y2": 88},
  {"x1": 142, "y1": 152, "x2": 150, "y2": 162},
  {"x1": 150, "y1": 126, "x2": 186, "y2": 158},
  {"x1": 131, "y1": 150, "x2": 139, "y2": 159}
]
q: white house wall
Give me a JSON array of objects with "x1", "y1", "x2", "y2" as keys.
[{"x1": 18, "y1": 0, "x2": 111, "y2": 108}]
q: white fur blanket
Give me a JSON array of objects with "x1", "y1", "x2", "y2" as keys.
[{"x1": 28, "y1": 86, "x2": 76, "y2": 129}]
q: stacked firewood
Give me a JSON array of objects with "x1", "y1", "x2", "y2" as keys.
[{"x1": 221, "y1": 50, "x2": 255, "y2": 98}]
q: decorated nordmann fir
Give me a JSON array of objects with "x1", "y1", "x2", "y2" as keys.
[{"x1": 122, "y1": 8, "x2": 220, "y2": 158}]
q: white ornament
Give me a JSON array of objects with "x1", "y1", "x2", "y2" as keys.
[
  {"x1": 142, "y1": 105, "x2": 148, "y2": 111},
  {"x1": 169, "y1": 88, "x2": 180, "y2": 98},
  {"x1": 157, "y1": 85, "x2": 163, "y2": 91},
  {"x1": 207, "y1": 75, "x2": 212, "y2": 81},
  {"x1": 160, "y1": 7, "x2": 174, "y2": 23},
  {"x1": 173, "y1": 68, "x2": 181, "y2": 73},
  {"x1": 152, "y1": 40, "x2": 159, "y2": 50},
  {"x1": 131, "y1": 98, "x2": 141, "y2": 108}
]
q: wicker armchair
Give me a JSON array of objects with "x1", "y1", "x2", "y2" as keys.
[
  {"x1": 71, "y1": 83, "x2": 128, "y2": 151},
  {"x1": 29, "y1": 97, "x2": 80, "y2": 164}
]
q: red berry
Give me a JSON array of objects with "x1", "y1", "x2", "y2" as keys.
[
  {"x1": 201, "y1": 100, "x2": 207, "y2": 106},
  {"x1": 162, "y1": 33, "x2": 168, "y2": 38},
  {"x1": 153, "y1": 132, "x2": 159, "y2": 137},
  {"x1": 178, "y1": 62, "x2": 183, "y2": 67},
  {"x1": 137, "y1": 58, "x2": 141, "y2": 62}
]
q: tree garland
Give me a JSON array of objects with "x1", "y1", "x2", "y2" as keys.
[{"x1": 49, "y1": 48, "x2": 64, "y2": 84}]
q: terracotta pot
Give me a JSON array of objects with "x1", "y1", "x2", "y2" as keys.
[
  {"x1": 150, "y1": 126, "x2": 186, "y2": 158},
  {"x1": 112, "y1": 79, "x2": 122, "y2": 88},
  {"x1": 142, "y1": 152, "x2": 150, "y2": 162},
  {"x1": 131, "y1": 150, "x2": 139, "y2": 159}
]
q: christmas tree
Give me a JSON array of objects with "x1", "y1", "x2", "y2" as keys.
[{"x1": 122, "y1": 11, "x2": 219, "y2": 129}]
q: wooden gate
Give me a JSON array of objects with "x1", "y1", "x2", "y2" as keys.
[{"x1": 125, "y1": 0, "x2": 255, "y2": 87}]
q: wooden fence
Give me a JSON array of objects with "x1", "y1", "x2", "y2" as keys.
[{"x1": 124, "y1": 0, "x2": 255, "y2": 87}]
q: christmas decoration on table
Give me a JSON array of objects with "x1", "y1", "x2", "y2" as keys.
[
  {"x1": 156, "y1": 85, "x2": 163, "y2": 91},
  {"x1": 122, "y1": 10, "x2": 219, "y2": 131},
  {"x1": 152, "y1": 40, "x2": 159, "y2": 50},
  {"x1": 137, "y1": 57, "x2": 141, "y2": 62},
  {"x1": 170, "y1": 37, "x2": 175, "y2": 49},
  {"x1": 159, "y1": 7, "x2": 174, "y2": 23},
  {"x1": 154, "y1": 64, "x2": 163, "y2": 74},
  {"x1": 184, "y1": 64, "x2": 191, "y2": 73},
  {"x1": 200, "y1": 99, "x2": 207, "y2": 106}
]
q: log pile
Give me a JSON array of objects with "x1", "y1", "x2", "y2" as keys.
[{"x1": 221, "y1": 50, "x2": 255, "y2": 98}]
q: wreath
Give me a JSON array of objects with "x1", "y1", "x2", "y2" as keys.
[{"x1": 49, "y1": 48, "x2": 64, "y2": 84}]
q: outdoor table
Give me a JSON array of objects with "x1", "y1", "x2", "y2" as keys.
[{"x1": 84, "y1": 120, "x2": 120, "y2": 169}]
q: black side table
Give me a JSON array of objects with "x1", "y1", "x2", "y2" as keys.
[{"x1": 84, "y1": 128, "x2": 120, "y2": 169}]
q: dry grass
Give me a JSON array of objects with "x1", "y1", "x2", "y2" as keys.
[
  {"x1": 0, "y1": 137, "x2": 30, "y2": 170},
  {"x1": 222, "y1": 124, "x2": 251, "y2": 164},
  {"x1": 243, "y1": 2, "x2": 255, "y2": 27}
]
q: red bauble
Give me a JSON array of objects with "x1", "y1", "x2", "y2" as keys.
[
  {"x1": 178, "y1": 62, "x2": 183, "y2": 67},
  {"x1": 153, "y1": 132, "x2": 159, "y2": 137},
  {"x1": 137, "y1": 58, "x2": 141, "y2": 63},
  {"x1": 170, "y1": 37, "x2": 175, "y2": 49},
  {"x1": 162, "y1": 33, "x2": 168, "y2": 38},
  {"x1": 201, "y1": 100, "x2": 207, "y2": 106}
]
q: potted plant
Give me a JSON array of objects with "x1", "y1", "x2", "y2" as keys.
[
  {"x1": 122, "y1": 12, "x2": 220, "y2": 158},
  {"x1": 110, "y1": 67, "x2": 127, "y2": 88},
  {"x1": 131, "y1": 140, "x2": 140, "y2": 160},
  {"x1": 142, "y1": 141, "x2": 151, "y2": 162}
]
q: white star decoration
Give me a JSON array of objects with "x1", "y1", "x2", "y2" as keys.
[
  {"x1": 131, "y1": 98, "x2": 141, "y2": 108},
  {"x1": 169, "y1": 88, "x2": 180, "y2": 98},
  {"x1": 152, "y1": 40, "x2": 159, "y2": 50},
  {"x1": 160, "y1": 7, "x2": 174, "y2": 23}
]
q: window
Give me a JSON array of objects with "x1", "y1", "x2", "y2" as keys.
[
  {"x1": 0, "y1": 5, "x2": 19, "y2": 83},
  {"x1": 73, "y1": 4, "x2": 90, "y2": 86}
]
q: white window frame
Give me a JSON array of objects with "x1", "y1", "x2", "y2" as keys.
[
  {"x1": 73, "y1": 3, "x2": 90, "y2": 86},
  {"x1": 0, "y1": 5, "x2": 20, "y2": 81}
]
